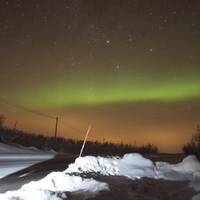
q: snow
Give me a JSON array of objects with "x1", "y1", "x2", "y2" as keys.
[
  {"x1": 156, "y1": 155, "x2": 200, "y2": 180},
  {"x1": 156, "y1": 155, "x2": 200, "y2": 198},
  {"x1": 0, "y1": 142, "x2": 41, "y2": 154},
  {"x1": 0, "y1": 172, "x2": 109, "y2": 200},
  {"x1": 117, "y1": 153, "x2": 155, "y2": 179},
  {"x1": 65, "y1": 153, "x2": 200, "y2": 199},
  {"x1": 0, "y1": 152, "x2": 200, "y2": 199},
  {"x1": 193, "y1": 193, "x2": 200, "y2": 200},
  {"x1": 66, "y1": 153, "x2": 200, "y2": 184},
  {"x1": 66, "y1": 155, "x2": 120, "y2": 175},
  {"x1": 0, "y1": 142, "x2": 54, "y2": 178},
  {"x1": 65, "y1": 153, "x2": 155, "y2": 179}
]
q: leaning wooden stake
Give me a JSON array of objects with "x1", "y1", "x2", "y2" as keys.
[{"x1": 79, "y1": 125, "x2": 92, "y2": 157}]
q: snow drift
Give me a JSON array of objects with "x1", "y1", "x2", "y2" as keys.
[
  {"x1": 0, "y1": 172, "x2": 108, "y2": 200},
  {"x1": 66, "y1": 153, "x2": 200, "y2": 183},
  {"x1": 65, "y1": 153, "x2": 156, "y2": 179},
  {"x1": 156, "y1": 155, "x2": 200, "y2": 181},
  {"x1": 0, "y1": 153, "x2": 200, "y2": 200}
]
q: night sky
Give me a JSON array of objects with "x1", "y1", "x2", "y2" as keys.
[{"x1": 0, "y1": 0, "x2": 200, "y2": 152}]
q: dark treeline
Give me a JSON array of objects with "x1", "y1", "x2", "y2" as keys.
[
  {"x1": 183, "y1": 125, "x2": 200, "y2": 159},
  {"x1": 0, "y1": 126, "x2": 158, "y2": 156}
]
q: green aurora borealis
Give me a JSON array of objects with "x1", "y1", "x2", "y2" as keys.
[
  {"x1": 6, "y1": 74, "x2": 200, "y2": 108},
  {"x1": 1, "y1": 0, "x2": 200, "y2": 152}
]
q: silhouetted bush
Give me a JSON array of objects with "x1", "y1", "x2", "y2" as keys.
[
  {"x1": 0, "y1": 115, "x2": 5, "y2": 129},
  {"x1": 0, "y1": 127, "x2": 158, "y2": 156},
  {"x1": 183, "y1": 125, "x2": 200, "y2": 159}
]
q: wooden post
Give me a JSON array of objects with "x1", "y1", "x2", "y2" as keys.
[
  {"x1": 54, "y1": 117, "x2": 58, "y2": 140},
  {"x1": 79, "y1": 125, "x2": 91, "y2": 157},
  {"x1": 14, "y1": 121, "x2": 18, "y2": 130}
]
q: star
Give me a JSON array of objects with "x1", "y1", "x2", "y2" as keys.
[
  {"x1": 106, "y1": 39, "x2": 110, "y2": 44},
  {"x1": 128, "y1": 34, "x2": 133, "y2": 42},
  {"x1": 163, "y1": 18, "x2": 168, "y2": 23},
  {"x1": 114, "y1": 65, "x2": 120, "y2": 72},
  {"x1": 20, "y1": 13, "x2": 25, "y2": 17},
  {"x1": 172, "y1": 11, "x2": 177, "y2": 15},
  {"x1": 116, "y1": 65, "x2": 120, "y2": 69}
]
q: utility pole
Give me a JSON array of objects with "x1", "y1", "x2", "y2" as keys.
[
  {"x1": 54, "y1": 117, "x2": 59, "y2": 141},
  {"x1": 13, "y1": 121, "x2": 18, "y2": 130},
  {"x1": 197, "y1": 124, "x2": 200, "y2": 133}
]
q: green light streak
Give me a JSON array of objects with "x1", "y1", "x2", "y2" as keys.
[{"x1": 9, "y1": 74, "x2": 200, "y2": 108}]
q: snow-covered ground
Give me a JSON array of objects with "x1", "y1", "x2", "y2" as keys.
[
  {"x1": 0, "y1": 153, "x2": 200, "y2": 200},
  {"x1": 0, "y1": 173, "x2": 109, "y2": 200},
  {"x1": 0, "y1": 142, "x2": 55, "y2": 178},
  {"x1": 66, "y1": 154, "x2": 200, "y2": 184}
]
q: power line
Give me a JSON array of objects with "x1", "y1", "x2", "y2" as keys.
[
  {"x1": 59, "y1": 118, "x2": 84, "y2": 134},
  {"x1": 0, "y1": 97, "x2": 55, "y2": 119},
  {"x1": 0, "y1": 96, "x2": 85, "y2": 135}
]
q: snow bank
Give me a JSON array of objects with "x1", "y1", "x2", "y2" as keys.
[
  {"x1": 66, "y1": 154, "x2": 200, "y2": 185},
  {"x1": 156, "y1": 155, "x2": 200, "y2": 181},
  {"x1": 66, "y1": 153, "x2": 155, "y2": 179},
  {"x1": 66, "y1": 155, "x2": 120, "y2": 175},
  {"x1": 118, "y1": 153, "x2": 155, "y2": 179},
  {"x1": 0, "y1": 142, "x2": 55, "y2": 155},
  {"x1": 0, "y1": 142, "x2": 54, "y2": 178},
  {"x1": 0, "y1": 172, "x2": 109, "y2": 200},
  {"x1": 156, "y1": 155, "x2": 200, "y2": 199},
  {"x1": 0, "y1": 142, "x2": 42, "y2": 154},
  {"x1": 66, "y1": 153, "x2": 200, "y2": 198},
  {"x1": 193, "y1": 193, "x2": 200, "y2": 200},
  {"x1": 1, "y1": 153, "x2": 200, "y2": 200}
]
